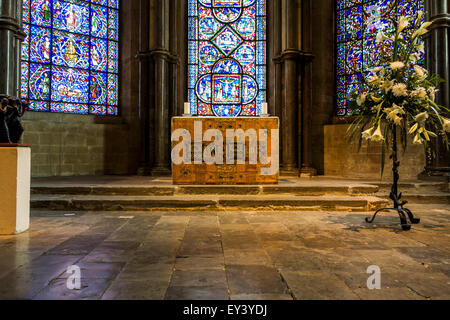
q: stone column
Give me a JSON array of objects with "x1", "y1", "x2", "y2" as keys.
[
  {"x1": 299, "y1": 0, "x2": 317, "y2": 177},
  {"x1": 269, "y1": 0, "x2": 281, "y2": 117},
  {"x1": 0, "y1": 0, "x2": 25, "y2": 98},
  {"x1": 150, "y1": 0, "x2": 171, "y2": 176},
  {"x1": 136, "y1": 0, "x2": 151, "y2": 175},
  {"x1": 274, "y1": 0, "x2": 301, "y2": 176},
  {"x1": 421, "y1": 0, "x2": 450, "y2": 178},
  {"x1": 137, "y1": 0, "x2": 179, "y2": 176}
]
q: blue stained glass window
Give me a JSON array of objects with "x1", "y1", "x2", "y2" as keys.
[
  {"x1": 336, "y1": 0, "x2": 424, "y2": 116},
  {"x1": 188, "y1": 0, "x2": 266, "y2": 117},
  {"x1": 21, "y1": 0, "x2": 119, "y2": 116}
]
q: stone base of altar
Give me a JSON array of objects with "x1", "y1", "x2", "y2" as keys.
[{"x1": 172, "y1": 117, "x2": 279, "y2": 185}]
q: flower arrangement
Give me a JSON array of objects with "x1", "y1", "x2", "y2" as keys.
[{"x1": 348, "y1": 11, "x2": 450, "y2": 175}]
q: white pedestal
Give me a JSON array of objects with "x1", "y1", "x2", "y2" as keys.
[{"x1": 0, "y1": 146, "x2": 31, "y2": 235}]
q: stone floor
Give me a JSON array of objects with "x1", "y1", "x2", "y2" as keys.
[{"x1": 0, "y1": 204, "x2": 449, "y2": 300}]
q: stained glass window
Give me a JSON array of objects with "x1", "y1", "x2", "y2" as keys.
[
  {"x1": 188, "y1": 0, "x2": 266, "y2": 117},
  {"x1": 336, "y1": 0, "x2": 424, "y2": 116},
  {"x1": 21, "y1": 0, "x2": 119, "y2": 116}
]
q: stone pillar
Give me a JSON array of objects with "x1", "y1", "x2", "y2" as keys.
[
  {"x1": 269, "y1": 0, "x2": 281, "y2": 117},
  {"x1": 151, "y1": 0, "x2": 171, "y2": 176},
  {"x1": 0, "y1": 0, "x2": 25, "y2": 98},
  {"x1": 274, "y1": 0, "x2": 301, "y2": 175},
  {"x1": 274, "y1": 0, "x2": 316, "y2": 176},
  {"x1": 136, "y1": 0, "x2": 151, "y2": 175},
  {"x1": 421, "y1": 0, "x2": 450, "y2": 179},
  {"x1": 299, "y1": 0, "x2": 317, "y2": 177},
  {"x1": 136, "y1": 0, "x2": 178, "y2": 176}
]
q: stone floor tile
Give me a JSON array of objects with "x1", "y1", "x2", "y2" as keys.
[
  {"x1": 219, "y1": 215, "x2": 249, "y2": 225},
  {"x1": 401, "y1": 273, "x2": 450, "y2": 298},
  {"x1": 264, "y1": 247, "x2": 328, "y2": 272},
  {"x1": 296, "y1": 234, "x2": 346, "y2": 249},
  {"x1": 102, "y1": 280, "x2": 169, "y2": 300},
  {"x1": 333, "y1": 271, "x2": 406, "y2": 290},
  {"x1": 280, "y1": 271, "x2": 359, "y2": 300},
  {"x1": 170, "y1": 269, "x2": 227, "y2": 288},
  {"x1": 0, "y1": 255, "x2": 84, "y2": 299},
  {"x1": 222, "y1": 235, "x2": 261, "y2": 250},
  {"x1": 44, "y1": 235, "x2": 107, "y2": 256},
  {"x1": 230, "y1": 294, "x2": 293, "y2": 300},
  {"x1": 117, "y1": 263, "x2": 174, "y2": 281},
  {"x1": 178, "y1": 237, "x2": 223, "y2": 256},
  {"x1": 56, "y1": 262, "x2": 125, "y2": 280},
  {"x1": 34, "y1": 278, "x2": 112, "y2": 300},
  {"x1": 224, "y1": 249, "x2": 271, "y2": 266},
  {"x1": 82, "y1": 248, "x2": 137, "y2": 263},
  {"x1": 352, "y1": 287, "x2": 425, "y2": 300},
  {"x1": 394, "y1": 246, "x2": 450, "y2": 265},
  {"x1": 226, "y1": 265, "x2": 288, "y2": 295},
  {"x1": 175, "y1": 255, "x2": 224, "y2": 271},
  {"x1": 165, "y1": 285, "x2": 229, "y2": 300}
]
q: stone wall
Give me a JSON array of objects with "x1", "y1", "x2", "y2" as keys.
[
  {"x1": 22, "y1": 112, "x2": 135, "y2": 177},
  {"x1": 324, "y1": 124, "x2": 426, "y2": 180},
  {"x1": 311, "y1": 0, "x2": 335, "y2": 175}
]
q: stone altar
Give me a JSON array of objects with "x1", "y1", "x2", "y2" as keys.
[{"x1": 172, "y1": 117, "x2": 279, "y2": 185}]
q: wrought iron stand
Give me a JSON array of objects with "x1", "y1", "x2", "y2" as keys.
[{"x1": 365, "y1": 127, "x2": 421, "y2": 231}]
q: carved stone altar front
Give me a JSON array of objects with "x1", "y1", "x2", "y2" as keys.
[{"x1": 172, "y1": 117, "x2": 279, "y2": 185}]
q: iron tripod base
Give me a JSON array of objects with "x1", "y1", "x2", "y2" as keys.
[
  {"x1": 365, "y1": 126, "x2": 421, "y2": 230},
  {"x1": 365, "y1": 193, "x2": 421, "y2": 231}
]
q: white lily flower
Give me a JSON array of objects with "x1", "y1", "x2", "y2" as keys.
[
  {"x1": 386, "y1": 104, "x2": 405, "y2": 124},
  {"x1": 413, "y1": 134, "x2": 423, "y2": 145},
  {"x1": 443, "y1": 118, "x2": 450, "y2": 132},
  {"x1": 362, "y1": 127, "x2": 374, "y2": 140},
  {"x1": 386, "y1": 110, "x2": 398, "y2": 122},
  {"x1": 398, "y1": 16, "x2": 409, "y2": 33},
  {"x1": 393, "y1": 103, "x2": 405, "y2": 114},
  {"x1": 428, "y1": 88, "x2": 438, "y2": 102},
  {"x1": 371, "y1": 126, "x2": 385, "y2": 142},
  {"x1": 409, "y1": 54, "x2": 419, "y2": 64},
  {"x1": 416, "y1": 11, "x2": 423, "y2": 26},
  {"x1": 376, "y1": 31, "x2": 390, "y2": 44},
  {"x1": 415, "y1": 111, "x2": 429, "y2": 123},
  {"x1": 356, "y1": 94, "x2": 367, "y2": 106},
  {"x1": 411, "y1": 87, "x2": 427, "y2": 99},
  {"x1": 394, "y1": 116, "x2": 403, "y2": 126},
  {"x1": 368, "y1": 75, "x2": 379, "y2": 83},
  {"x1": 371, "y1": 66, "x2": 384, "y2": 73},
  {"x1": 380, "y1": 80, "x2": 394, "y2": 93},
  {"x1": 416, "y1": 41, "x2": 425, "y2": 54}
]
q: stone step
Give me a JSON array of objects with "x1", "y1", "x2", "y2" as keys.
[
  {"x1": 376, "y1": 192, "x2": 450, "y2": 205},
  {"x1": 30, "y1": 184, "x2": 380, "y2": 196},
  {"x1": 30, "y1": 194, "x2": 389, "y2": 212},
  {"x1": 375, "y1": 181, "x2": 448, "y2": 193}
]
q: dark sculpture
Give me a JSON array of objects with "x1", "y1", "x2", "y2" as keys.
[{"x1": 0, "y1": 95, "x2": 28, "y2": 144}]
